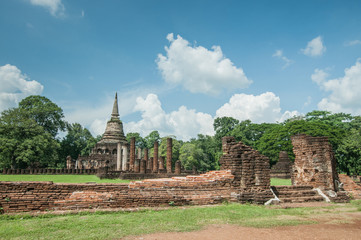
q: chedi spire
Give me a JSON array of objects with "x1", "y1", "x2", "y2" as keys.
[{"x1": 111, "y1": 93, "x2": 119, "y2": 119}]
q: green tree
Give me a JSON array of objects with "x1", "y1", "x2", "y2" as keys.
[
  {"x1": 0, "y1": 108, "x2": 59, "y2": 169},
  {"x1": 144, "y1": 130, "x2": 160, "y2": 149},
  {"x1": 336, "y1": 128, "x2": 361, "y2": 175},
  {"x1": 158, "y1": 136, "x2": 182, "y2": 167},
  {"x1": 18, "y1": 95, "x2": 66, "y2": 138},
  {"x1": 59, "y1": 123, "x2": 95, "y2": 164},
  {"x1": 179, "y1": 143, "x2": 199, "y2": 170},
  {"x1": 126, "y1": 132, "x2": 146, "y2": 149},
  {"x1": 191, "y1": 134, "x2": 219, "y2": 171},
  {"x1": 257, "y1": 120, "x2": 345, "y2": 166}
]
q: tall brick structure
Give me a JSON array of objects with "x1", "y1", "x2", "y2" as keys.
[
  {"x1": 166, "y1": 138, "x2": 172, "y2": 173},
  {"x1": 219, "y1": 137, "x2": 272, "y2": 203},
  {"x1": 291, "y1": 134, "x2": 340, "y2": 191},
  {"x1": 153, "y1": 141, "x2": 159, "y2": 173},
  {"x1": 270, "y1": 151, "x2": 292, "y2": 179},
  {"x1": 129, "y1": 137, "x2": 136, "y2": 171}
]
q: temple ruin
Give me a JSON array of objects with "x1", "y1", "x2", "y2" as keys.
[
  {"x1": 68, "y1": 93, "x2": 188, "y2": 179},
  {"x1": 270, "y1": 151, "x2": 292, "y2": 179}
]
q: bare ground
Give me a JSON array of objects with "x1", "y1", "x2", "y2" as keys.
[{"x1": 125, "y1": 203, "x2": 361, "y2": 240}]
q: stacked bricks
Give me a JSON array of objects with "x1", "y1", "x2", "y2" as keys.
[
  {"x1": 167, "y1": 138, "x2": 172, "y2": 173},
  {"x1": 270, "y1": 151, "x2": 292, "y2": 179},
  {"x1": 219, "y1": 137, "x2": 273, "y2": 204},
  {"x1": 140, "y1": 160, "x2": 146, "y2": 174},
  {"x1": 219, "y1": 136, "x2": 270, "y2": 189},
  {"x1": 129, "y1": 137, "x2": 136, "y2": 172},
  {"x1": 0, "y1": 168, "x2": 98, "y2": 175},
  {"x1": 0, "y1": 171, "x2": 236, "y2": 213},
  {"x1": 291, "y1": 134, "x2": 339, "y2": 191},
  {"x1": 175, "y1": 160, "x2": 181, "y2": 174},
  {"x1": 153, "y1": 141, "x2": 159, "y2": 173},
  {"x1": 159, "y1": 156, "x2": 165, "y2": 172},
  {"x1": 144, "y1": 149, "x2": 150, "y2": 171}
]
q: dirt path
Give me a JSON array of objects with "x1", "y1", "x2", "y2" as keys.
[{"x1": 126, "y1": 211, "x2": 361, "y2": 240}]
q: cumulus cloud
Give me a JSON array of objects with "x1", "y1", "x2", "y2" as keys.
[
  {"x1": 125, "y1": 94, "x2": 214, "y2": 141},
  {"x1": 29, "y1": 0, "x2": 65, "y2": 17},
  {"x1": 272, "y1": 50, "x2": 293, "y2": 69},
  {"x1": 0, "y1": 64, "x2": 44, "y2": 112},
  {"x1": 216, "y1": 92, "x2": 300, "y2": 123},
  {"x1": 156, "y1": 33, "x2": 252, "y2": 95},
  {"x1": 313, "y1": 60, "x2": 361, "y2": 114},
  {"x1": 301, "y1": 36, "x2": 326, "y2": 57}
]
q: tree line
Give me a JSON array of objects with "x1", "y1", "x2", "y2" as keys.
[{"x1": 0, "y1": 95, "x2": 360, "y2": 175}]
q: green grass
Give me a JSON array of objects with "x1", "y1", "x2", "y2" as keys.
[
  {"x1": 271, "y1": 178, "x2": 292, "y2": 186},
  {"x1": 0, "y1": 175, "x2": 131, "y2": 183},
  {"x1": 0, "y1": 203, "x2": 318, "y2": 240},
  {"x1": 0, "y1": 175, "x2": 291, "y2": 185}
]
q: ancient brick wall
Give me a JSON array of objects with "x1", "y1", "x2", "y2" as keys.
[
  {"x1": 1, "y1": 168, "x2": 98, "y2": 175},
  {"x1": 219, "y1": 137, "x2": 270, "y2": 189},
  {"x1": 0, "y1": 171, "x2": 237, "y2": 213},
  {"x1": 270, "y1": 151, "x2": 292, "y2": 179},
  {"x1": 291, "y1": 134, "x2": 339, "y2": 191},
  {"x1": 219, "y1": 137, "x2": 273, "y2": 203}
]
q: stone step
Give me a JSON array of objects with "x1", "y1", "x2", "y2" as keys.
[
  {"x1": 271, "y1": 185, "x2": 313, "y2": 191},
  {"x1": 275, "y1": 190, "x2": 319, "y2": 198},
  {"x1": 279, "y1": 195, "x2": 325, "y2": 203}
]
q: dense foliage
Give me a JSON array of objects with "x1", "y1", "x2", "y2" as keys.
[{"x1": 0, "y1": 96, "x2": 360, "y2": 175}]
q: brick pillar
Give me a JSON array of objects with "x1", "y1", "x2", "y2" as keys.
[
  {"x1": 175, "y1": 160, "x2": 181, "y2": 174},
  {"x1": 149, "y1": 157, "x2": 154, "y2": 172},
  {"x1": 153, "y1": 141, "x2": 159, "y2": 173},
  {"x1": 116, "y1": 142, "x2": 121, "y2": 171},
  {"x1": 166, "y1": 138, "x2": 172, "y2": 173},
  {"x1": 159, "y1": 156, "x2": 165, "y2": 171},
  {"x1": 130, "y1": 137, "x2": 136, "y2": 172},
  {"x1": 134, "y1": 159, "x2": 140, "y2": 173},
  {"x1": 140, "y1": 160, "x2": 146, "y2": 174},
  {"x1": 144, "y1": 148, "x2": 150, "y2": 172}
]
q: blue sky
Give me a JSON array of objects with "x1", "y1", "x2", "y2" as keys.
[{"x1": 1, "y1": 0, "x2": 361, "y2": 140}]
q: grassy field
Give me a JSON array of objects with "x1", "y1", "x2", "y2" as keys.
[
  {"x1": 0, "y1": 174, "x2": 131, "y2": 183},
  {"x1": 0, "y1": 175, "x2": 292, "y2": 185},
  {"x1": 0, "y1": 200, "x2": 360, "y2": 240}
]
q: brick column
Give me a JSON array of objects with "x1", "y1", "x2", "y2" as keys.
[
  {"x1": 149, "y1": 157, "x2": 154, "y2": 172},
  {"x1": 144, "y1": 148, "x2": 150, "y2": 172},
  {"x1": 140, "y1": 160, "x2": 146, "y2": 174},
  {"x1": 175, "y1": 160, "x2": 181, "y2": 174},
  {"x1": 153, "y1": 141, "x2": 159, "y2": 173},
  {"x1": 134, "y1": 159, "x2": 140, "y2": 173},
  {"x1": 159, "y1": 156, "x2": 165, "y2": 172},
  {"x1": 166, "y1": 138, "x2": 172, "y2": 173},
  {"x1": 130, "y1": 137, "x2": 136, "y2": 172}
]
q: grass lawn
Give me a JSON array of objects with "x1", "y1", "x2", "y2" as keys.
[
  {"x1": 270, "y1": 178, "x2": 292, "y2": 186},
  {"x1": 0, "y1": 175, "x2": 292, "y2": 185},
  {"x1": 0, "y1": 174, "x2": 131, "y2": 183},
  {"x1": 0, "y1": 200, "x2": 360, "y2": 240}
]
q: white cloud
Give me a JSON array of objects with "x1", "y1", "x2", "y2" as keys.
[
  {"x1": 272, "y1": 49, "x2": 293, "y2": 69},
  {"x1": 125, "y1": 94, "x2": 214, "y2": 141},
  {"x1": 301, "y1": 36, "x2": 326, "y2": 57},
  {"x1": 0, "y1": 64, "x2": 44, "y2": 112},
  {"x1": 314, "y1": 60, "x2": 361, "y2": 114},
  {"x1": 156, "y1": 33, "x2": 252, "y2": 95},
  {"x1": 215, "y1": 92, "x2": 300, "y2": 123},
  {"x1": 29, "y1": 0, "x2": 65, "y2": 17},
  {"x1": 345, "y1": 40, "x2": 361, "y2": 46},
  {"x1": 311, "y1": 68, "x2": 329, "y2": 85}
]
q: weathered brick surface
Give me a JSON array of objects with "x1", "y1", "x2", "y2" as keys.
[
  {"x1": 291, "y1": 134, "x2": 339, "y2": 191},
  {"x1": 219, "y1": 137, "x2": 273, "y2": 203},
  {"x1": 270, "y1": 151, "x2": 292, "y2": 179},
  {"x1": 167, "y1": 138, "x2": 172, "y2": 173},
  {"x1": 0, "y1": 171, "x2": 239, "y2": 213}
]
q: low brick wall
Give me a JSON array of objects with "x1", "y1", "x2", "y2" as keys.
[
  {"x1": 1, "y1": 170, "x2": 267, "y2": 213},
  {"x1": 1, "y1": 168, "x2": 98, "y2": 175}
]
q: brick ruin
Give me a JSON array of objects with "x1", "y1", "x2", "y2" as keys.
[
  {"x1": 65, "y1": 93, "x2": 188, "y2": 179},
  {"x1": 219, "y1": 137, "x2": 273, "y2": 203},
  {"x1": 0, "y1": 137, "x2": 276, "y2": 213},
  {"x1": 270, "y1": 151, "x2": 292, "y2": 179},
  {"x1": 291, "y1": 134, "x2": 340, "y2": 191}
]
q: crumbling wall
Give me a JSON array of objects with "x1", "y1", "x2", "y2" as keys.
[
  {"x1": 219, "y1": 137, "x2": 272, "y2": 203},
  {"x1": 291, "y1": 134, "x2": 339, "y2": 191},
  {"x1": 270, "y1": 151, "x2": 292, "y2": 179},
  {"x1": 0, "y1": 171, "x2": 235, "y2": 213}
]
